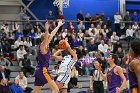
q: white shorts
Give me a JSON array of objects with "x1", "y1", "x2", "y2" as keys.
[{"x1": 57, "y1": 73, "x2": 70, "y2": 88}]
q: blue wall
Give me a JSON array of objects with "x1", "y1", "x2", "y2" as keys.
[
  {"x1": 63, "y1": 0, "x2": 119, "y2": 20},
  {"x1": 23, "y1": 0, "x2": 58, "y2": 20}
]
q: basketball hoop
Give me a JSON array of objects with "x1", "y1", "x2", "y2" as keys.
[{"x1": 53, "y1": 0, "x2": 70, "y2": 8}]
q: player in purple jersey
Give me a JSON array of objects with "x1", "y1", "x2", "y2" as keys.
[
  {"x1": 95, "y1": 54, "x2": 126, "y2": 93},
  {"x1": 32, "y1": 20, "x2": 64, "y2": 93},
  {"x1": 128, "y1": 38, "x2": 140, "y2": 93}
]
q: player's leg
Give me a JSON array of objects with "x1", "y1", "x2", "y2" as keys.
[
  {"x1": 56, "y1": 81, "x2": 64, "y2": 89},
  {"x1": 46, "y1": 80, "x2": 59, "y2": 93},
  {"x1": 60, "y1": 89, "x2": 67, "y2": 93},
  {"x1": 32, "y1": 86, "x2": 42, "y2": 93}
]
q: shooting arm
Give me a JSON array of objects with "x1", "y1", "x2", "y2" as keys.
[{"x1": 52, "y1": 49, "x2": 63, "y2": 62}]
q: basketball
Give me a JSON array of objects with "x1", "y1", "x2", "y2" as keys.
[{"x1": 59, "y1": 40, "x2": 67, "y2": 49}]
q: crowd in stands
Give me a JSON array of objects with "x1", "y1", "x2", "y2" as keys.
[{"x1": 0, "y1": 9, "x2": 140, "y2": 93}]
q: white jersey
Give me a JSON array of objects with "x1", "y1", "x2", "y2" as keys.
[{"x1": 58, "y1": 55, "x2": 77, "y2": 74}]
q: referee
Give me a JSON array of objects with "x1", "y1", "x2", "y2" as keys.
[{"x1": 90, "y1": 60, "x2": 104, "y2": 93}]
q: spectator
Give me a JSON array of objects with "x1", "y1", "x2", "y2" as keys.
[
  {"x1": 85, "y1": 13, "x2": 92, "y2": 29},
  {"x1": 106, "y1": 17, "x2": 112, "y2": 29},
  {"x1": 62, "y1": 29, "x2": 68, "y2": 39},
  {"x1": 114, "y1": 11, "x2": 122, "y2": 36},
  {"x1": 84, "y1": 30, "x2": 92, "y2": 44},
  {"x1": 115, "y1": 47, "x2": 124, "y2": 66},
  {"x1": 135, "y1": 29, "x2": 140, "y2": 39},
  {"x1": 124, "y1": 11, "x2": 132, "y2": 28},
  {"x1": 0, "y1": 78, "x2": 11, "y2": 93},
  {"x1": 17, "y1": 45, "x2": 27, "y2": 67},
  {"x1": 88, "y1": 24, "x2": 95, "y2": 33},
  {"x1": 22, "y1": 54, "x2": 35, "y2": 77},
  {"x1": 14, "y1": 37, "x2": 24, "y2": 49},
  {"x1": 0, "y1": 66, "x2": 10, "y2": 81},
  {"x1": 1, "y1": 21, "x2": 10, "y2": 36},
  {"x1": 99, "y1": 11, "x2": 106, "y2": 21},
  {"x1": 56, "y1": 11, "x2": 64, "y2": 20},
  {"x1": 95, "y1": 25, "x2": 102, "y2": 35},
  {"x1": 24, "y1": 37, "x2": 32, "y2": 48},
  {"x1": 0, "y1": 54, "x2": 11, "y2": 66},
  {"x1": 110, "y1": 32, "x2": 119, "y2": 44},
  {"x1": 131, "y1": 11, "x2": 140, "y2": 22},
  {"x1": 12, "y1": 21, "x2": 20, "y2": 34},
  {"x1": 0, "y1": 29, "x2": 6, "y2": 41},
  {"x1": 102, "y1": 25, "x2": 109, "y2": 36},
  {"x1": 15, "y1": 71, "x2": 32, "y2": 93},
  {"x1": 36, "y1": 28, "x2": 43, "y2": 45},
  {"x1": 92, "y1": 13, "x2": 99, "y2": 21},
  {"x1": 76, "y1": 10, "x2": 84, "y2": 23},
  {"x1": 15, "y1": 29, "x2": 24, "y2": 39},
  {"x1": 104, "y1": 49, "x2": 111, "y2": 59},
  {"x1": 113, "y1": 41, "x2": 122, "y2": 53},
  {"x1": 125, "y1": 25, "x2": 135, "y2": 42},
  {"x1": 87, "y1": 39, "x2": 98, "y2": 52},
  {"x1": 132, "y1": 22, "x2": 139, "y2": 32},
  {"x1": 98, "y1": 40, "x2": 108, "y2": 53},
  {"x1": 2, "y1": 40, "x2": 12, "y2": 54},
  {"x1": 49, "y1": 21, "x2": 56, "y2": 33},
  {"x1": 66, "y1": 21, "x2": 74, "y2": 33},
  {"x1": 79, "y1": 45, "x2": 86, "y2": 57},
  {"x1": 70, "y1": 35, "x2": 80, "y2": 48},
  {"x1": 78, "y1": 21, "x2": 85, "y2": 31},
  {"x1": 70, "y1": 66, "x2": 78, "y2": 86},
  {"x1": 102, "y1": 33, "x2": 109, "y2": 43},
  {"x1": 107, "y1": 40, "x2": 113, "y2": 52},
  {"x1": 107, "y1": 28, "x2": 113, "y2": 38},
  {"x1": 7, "y1": 30, "x2": 15, "y2": 44},
  {"x1": 77, "y1": 29, "x2": 84, "y2": 45},
  {"x1": 34, "y1": 21, "x2": 43, "y2": 33},
  {"x1": 94, "y1": 34, "x2": 102, "y2": 46},
  {"x1": 90, "y1": 60, "x2": 104, "y2": 93},
  {"x1": 23, "y1": 20, "x2": 33, "y2": 36},
  {"x1": 27, "y1": 29, "x2": 37, "y2": 46},
  {"x1": 46, "y1": 10, "x2": 55, "y2": 20},
  {"x1": 10, "y1": 79, "x2": 24, "y2": 93}
]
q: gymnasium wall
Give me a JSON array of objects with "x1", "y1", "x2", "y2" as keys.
[
  {"x1": 23, "y1": 0, "x2": 58, "y2": 20},
  {"x1": 63, "y1": 0, "x2": 119, "y2": 20}
]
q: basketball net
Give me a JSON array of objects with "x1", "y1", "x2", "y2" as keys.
[{"x1": 53, "y1": 0, "x2": 70, "y2": 8}]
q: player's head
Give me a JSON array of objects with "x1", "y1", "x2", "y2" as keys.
[
  {"x1": 72, "y1": 48, "x2": 81, "y2": 60},
  {"x1": 107, "y1": 54, "x2": 118, "y2": 64},
  {"x1": 129, "y1": 38, "x2": 140, "y2": 58}
]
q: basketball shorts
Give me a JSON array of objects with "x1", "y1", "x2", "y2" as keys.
[
  {"x1": 57, "y1": 73, "x2": 70, "y2": 88},
  {"x1": 34, "y1": 67, "x2": 53, "y2": 86}
]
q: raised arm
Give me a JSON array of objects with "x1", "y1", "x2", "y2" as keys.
[
  {"x1": 66, "y1": 41, "x2": 77, "y2": 60},
  {"x1": 52, "y1": 49, "x2": 63, "y2": 62},
  {"x1": 40, "y1": 20, "x2": 64, "y2": 54}
]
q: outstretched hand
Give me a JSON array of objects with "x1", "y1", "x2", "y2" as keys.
[
  {"x1": 57, "y1": 19, "x2": 65, "y2": 26},
  {"x1": 45, "y1": 21, "x2": 50, "y2": 30}
]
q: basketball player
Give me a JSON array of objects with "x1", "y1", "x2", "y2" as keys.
[
  {"x1": 128, "y1": 39, "x2": 140, "y2": 93},
  {"x1": 96, "y1": 54, "x2": 126, "y2": 93},
  {"x1": 52, "y1": 40, "x2": 78, "y2": 93},
  {"x1": 32, "y1": 20, "x2": 64, "y2": 93}
]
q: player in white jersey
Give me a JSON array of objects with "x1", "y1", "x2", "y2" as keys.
[{"x1": 52, "y1": 41, "x2": 78, "y2": 93}]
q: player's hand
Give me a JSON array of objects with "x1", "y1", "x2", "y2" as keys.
[
  {"x1": 45, "y1": 21, "x2": 50, "y2": 30},
  {"x1": 116, "y1": 87, "x2": 121, "y2": 93},
  {"x1": 58, "y1": 19, "x2": 64, "y2": 26},
  {"x1": 65, "y1": 40, "x2": 70, "y2": 48}
]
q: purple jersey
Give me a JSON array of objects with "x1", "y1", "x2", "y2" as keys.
[
  {"x1": 128, "y1": 57, "x2": 140, "y2": 93},
  {"x1": 36, "y1": 48, "x2": 50, "y2": 67},
  {"x1": 107, "y1": 66, "x2": 121, "y2": 93}
]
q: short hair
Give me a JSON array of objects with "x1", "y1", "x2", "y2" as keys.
[
  {"x1": 110, "y1": 54, "x2": 118, "y2": 64},
  {"x1": 130, "y1": 38, "x2": 140, "y2": 56}
]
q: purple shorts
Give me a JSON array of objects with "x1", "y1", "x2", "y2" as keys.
[{"x1": 34, "y1": 67, "x2": 53, "y2": 86}]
